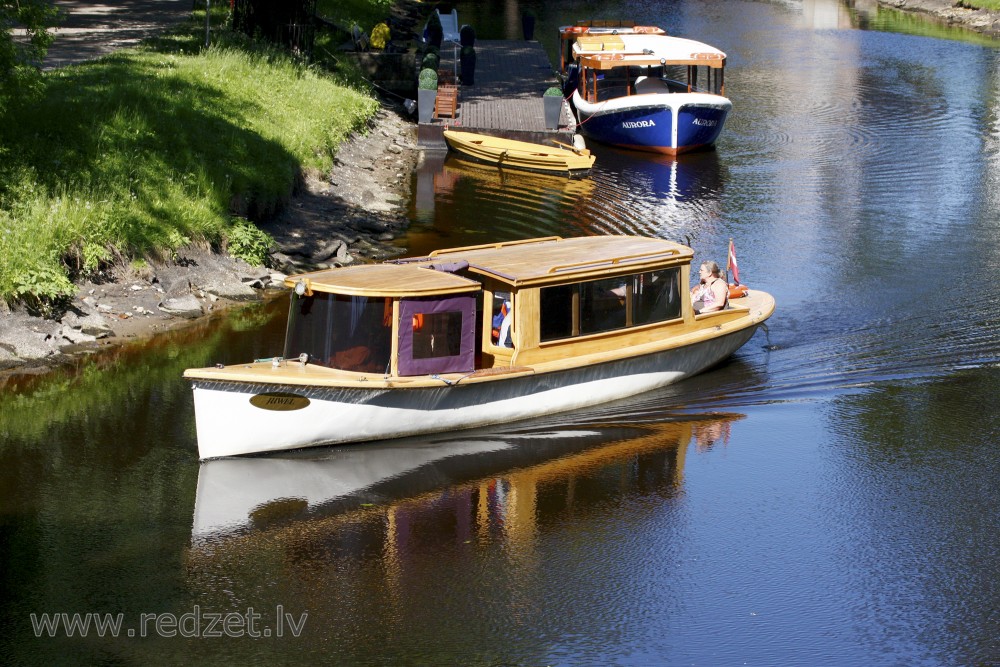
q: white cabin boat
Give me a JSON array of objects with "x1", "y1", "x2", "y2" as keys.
[
  {"x1": 184, "y1": 236, "x2": 774, "y2": 459},
  {"x1": 560, "y1": 23, "x2": 731, "y2": 155}
]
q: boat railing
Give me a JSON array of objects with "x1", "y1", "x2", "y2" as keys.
[
  {"x1": 548, "y1": 249, "x2": 680, "y2": 274},
  {"x1": 428, "y1": 237, "x2": 563, "y2": 257}
]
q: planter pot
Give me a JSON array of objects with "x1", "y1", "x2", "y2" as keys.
[
  {"x1": 543, "y1": 95, "x2": 562, "y2": 130},
  {"x1": 418, "y1": 89, "x2": 437, "y2": 123},
  {"x1": 522, "y1": 13, "x2": 535, "y2": 41},
  {"x1": 460, "y1": 51, "x2": 476, "y2": 86}
]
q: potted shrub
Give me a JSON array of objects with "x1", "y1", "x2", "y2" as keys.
[
  {"x1": 460, "y1": 24, "x2": 476, "y2": 47},
  {"x1": 418, "y1": 68, "x2": 438, "y2": 124},
  {"x1": 543, "y1": 86, "x2": 562, "y2": 130},
  {"x1": 522, "y1": 10, "x2": 536, "y2": 41},
  {"x1": 459, "y1": 45, "x2": 476, "y2": 86},
  {"x1": 421, "y1": 51, "x2": 439, "y2": 73},
  {"x1": 425, "y1": 10, "x2": 443, "y2": 48}
]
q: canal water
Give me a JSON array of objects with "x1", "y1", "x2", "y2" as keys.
[{"x1": 3, "y1": 1, "x2": 1000, "y2": 664}]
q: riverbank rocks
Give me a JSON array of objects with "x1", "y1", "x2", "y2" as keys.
[
  {"x1": 61, "y1": 309, "x2": 114, "y2": 339},
  {"x1": 158, "y1": 294, "x2": 204, "y2": 319},
  {"x1": 0, "y1": 310, "x2": 63, "y2": 370}
]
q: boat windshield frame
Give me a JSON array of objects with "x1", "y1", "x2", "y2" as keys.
[{"x1": 284, "y1": 292, "x2": 393, "y2": 373}]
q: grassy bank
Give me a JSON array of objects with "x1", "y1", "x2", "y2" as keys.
[{"x1": 0, "y1": 27, "x2": 379, "y2": 313}]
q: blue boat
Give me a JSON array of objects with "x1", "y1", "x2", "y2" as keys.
[{"x1": 561, "y1": 24, "x2": 731, "y2": 155}]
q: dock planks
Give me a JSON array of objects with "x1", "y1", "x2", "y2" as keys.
[{"x1": 418, "y1": 40, "x2": 576, "y2": 148}]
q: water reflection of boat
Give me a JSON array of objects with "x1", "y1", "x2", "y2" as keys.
[
  {"x1": 190, "y1": 414, "x2": 744, "y2": 543},
  {"x1": 599, "y1": 147, "x2": 725, "y2": 203},
  {"x1": 443, "y1": 130, "x2": 595, "y2": 176},
  {"x1": 184, "y1": 236, "x2": 773, "y2": 459},
  {"x1": 442, "y1": 153, "x2": 596, "y2": 200},
  {"x1": 560, "y1": 23, "x2": 731, "y2": 155}
]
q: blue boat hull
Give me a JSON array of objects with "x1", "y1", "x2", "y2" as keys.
[{"x1": 575, "y1": 97, "x2": 730, "y2": 155}]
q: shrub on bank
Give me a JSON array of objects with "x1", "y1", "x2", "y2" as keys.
[{"x1": 0, "y1": 36, "x2": 378, "y2": 309}]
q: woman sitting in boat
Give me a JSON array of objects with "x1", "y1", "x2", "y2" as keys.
[{"x1": 691, "y1": 261, "x2": 729, "y2": 314}]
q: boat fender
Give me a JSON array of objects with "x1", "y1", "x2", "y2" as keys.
[{"x1": 729, "y1": 283, "x2": 749, "y2": 299}]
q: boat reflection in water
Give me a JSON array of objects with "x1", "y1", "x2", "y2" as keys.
[
  {"x1": 408, "y1": 146, "x2": 725, "y2": 253},
  {"x1": 190, "y1": 413, "x2": 742, "y2": 546}
]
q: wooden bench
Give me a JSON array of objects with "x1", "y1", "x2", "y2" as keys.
[{"x1": 434, "y1": 84, "x2": 459, "y2": 119}]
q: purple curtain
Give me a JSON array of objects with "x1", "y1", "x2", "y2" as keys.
[{"x1": 398, "y1": 296, "x2": 476, "y2": 375}]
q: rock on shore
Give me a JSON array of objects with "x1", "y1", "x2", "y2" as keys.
[{"x1": 0, "y1": 101, "x2": 418, "y2": 376}]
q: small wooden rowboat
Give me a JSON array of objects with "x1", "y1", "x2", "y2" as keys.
[
  {"x1": 184, "y1": 235, "x2": 774, "y2": 459},
  {"x1": 443, "y1": 130, "x2": 595, "y2": 176}
]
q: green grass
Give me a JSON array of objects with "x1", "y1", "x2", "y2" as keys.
[
  {"x1": 0, "y1": 28, "x2": 379, "y2": 310},
  {"x1": 958, "y1": 0, "x2": 1000, "y2": 9}
]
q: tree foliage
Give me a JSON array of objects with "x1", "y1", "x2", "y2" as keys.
[
  {"x1": 0, "y1": 0, "x2": 58, "y2": 108},
  {"x1": 231, "y1": 0, "x2": 316, "y2": 54}
]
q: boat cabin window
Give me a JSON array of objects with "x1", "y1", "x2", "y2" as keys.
[
  {"x1": 490, "y1": 292, "x2": 513, "y2": 348},
  {"x1": 397, "y1": 295, "x2": 476, "y2": 376},
  {"x1": 284, "y1": 293, "x2": 392, "y2": 373},
  {"x1": 540, "y1": 268, "x2": 681, "y2": 342}
]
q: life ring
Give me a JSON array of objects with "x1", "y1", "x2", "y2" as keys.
[
  {"x1": 633, "y1": 26, "x2": 658, "y2": 34},
  {"x1": 565, "y1": 26, "x2": 587, "y2": 34},
  {"x1": 728, "y1": 284, "x2": 749, "y2": 299},
  {"x1": 691, "y1": 52, "x2": 723, "y2": 60}
]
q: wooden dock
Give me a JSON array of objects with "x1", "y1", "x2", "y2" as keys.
[{"x1": 417, "y1": 40, "x2": 577, "y2": 148}]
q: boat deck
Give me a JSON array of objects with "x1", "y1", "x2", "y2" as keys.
[{"x1": 419, "y1": 40, "x2": 577, "y2": 148}]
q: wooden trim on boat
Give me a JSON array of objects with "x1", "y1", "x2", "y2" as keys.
[
  {"x1": 548, "y1": 249, "x2": 681, "y2": 274},
  {"x1": 428, "y1": 237, "x2": 563, "y2": 257},
  {"x1": 283, "y1": 263, "x2": 481, "y2": 297},
  {"x1": 184, "y1": 290, "x2": 774, "y2": 389},
  {"x1": 579, "y1": 54, "x2": 726, "y2": 70}
]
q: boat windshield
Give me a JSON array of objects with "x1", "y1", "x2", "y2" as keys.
[{"x1": 284, "y1": 293, "x2": 392, "y2": 373}]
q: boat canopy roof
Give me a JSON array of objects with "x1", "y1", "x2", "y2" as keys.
[
  {"x1": 284, "y1": 237, "x2": 695, "y2": 296},
  {"x1": 574, "y1": 34, "x2": 726, "y2": 69},
  {"x1": 283, "y1": 263, "x2": 480, "y2": 297},
  {"x1": 425, "y1": 236, "x2": 693, "y2": 287}
]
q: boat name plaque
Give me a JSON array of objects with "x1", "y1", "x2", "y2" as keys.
[{"x1": 249, "y1": 392, "x2": 311, "y2": 411}]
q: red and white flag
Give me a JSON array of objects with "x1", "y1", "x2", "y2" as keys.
[{"x1": 727, "y1": 238, "x2": 740, "y2": 285}]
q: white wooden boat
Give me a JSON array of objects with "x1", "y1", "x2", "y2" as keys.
[
  {"x1": 560, "y1": 23, "x2": 731, "y2": 155},
  {"x1": 184, "y1": 236, "x2": 774, "y2": 459},
  {"x1": 442, "y1": 130, "x2": 595, "y2": 176}
]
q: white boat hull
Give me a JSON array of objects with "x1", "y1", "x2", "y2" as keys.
[{"x1": 190, "y1": 325, "x2": 760, "y2": 459}]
